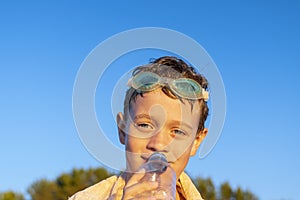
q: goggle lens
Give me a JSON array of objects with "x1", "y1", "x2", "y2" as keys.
[
  {"x1": 132, "y1": 72, "x2": 159, "y2": 91},
  {"x1": 128, "y1": 71, "x2": 208, "y2": 100},
  {"x1": 172, "y1": 79, "x2": 201, "y2": 99}
]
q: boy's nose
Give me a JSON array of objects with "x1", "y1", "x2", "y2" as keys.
[{"x1": 146, "y1": 129, "x2": 170, "y2": 152}]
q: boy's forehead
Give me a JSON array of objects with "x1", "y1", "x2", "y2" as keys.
[{"x1": 128, "y1": 90, "x2": 201, "y2": 121}]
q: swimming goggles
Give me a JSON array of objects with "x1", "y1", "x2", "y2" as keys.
[{"x1": 127, "y1": 71, "x2": 209, "y2": 101}]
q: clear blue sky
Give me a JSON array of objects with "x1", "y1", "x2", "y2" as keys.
[{"x1": 1, "y1": 1, "x2": 299, "y2": 199}]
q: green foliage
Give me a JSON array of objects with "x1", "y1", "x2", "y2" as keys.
[
  {"x1": 0, "y1": 191, "x2": 24, "y2": 200},
  {"x1": 235, "y1": 187, "x2": 244, "y2": 200},
  {"x1": 194, "y1": 179, "x2": 258, "y2": 200},
  {"x1": 242, "y1": 190, "x2": 259, "y2": 200},
  {"x1": 218, "y1": 184, "x2": 258, "y2": 200},
  {"x1": 194, "y1": 177, "x2": 216, "y2": 200},
  {"x1": 220, "y1": 182, "x2": 233, "y2": 200},
  {"x1": 28, "y1": 179, "x2": 58, "y2": 200},
  {"x1": 28, "y1": 167, "x2": 111, "y2": 200}
]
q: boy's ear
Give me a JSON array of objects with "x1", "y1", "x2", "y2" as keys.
[
  {"x1": 117, "y1": 112, "x2": 126, "y2": 145},
  {"x1": 190, "y1": 128, "x2": 208, "y2": 156}
]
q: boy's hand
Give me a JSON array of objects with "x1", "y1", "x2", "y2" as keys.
[{"x1": 121, "y1": 169, "x2": 159, "y2": 200}]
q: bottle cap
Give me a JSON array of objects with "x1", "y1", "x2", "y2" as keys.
[{"x1": 148, "y1": 152, "x2": 168, "y2": 173}]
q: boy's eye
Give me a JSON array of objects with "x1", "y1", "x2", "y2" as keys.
[
  {"x1": 171, "y1": 129, "x2": 186, "y2": 136},
  {"x1": 134, "y1": 122, "x2": 154, "y2": 130}
]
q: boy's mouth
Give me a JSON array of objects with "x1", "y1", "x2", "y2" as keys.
[
  {"x1": 141, "y1": 155, "x2": 150, "y2": 162},
  {"x1": 141, "y1": 154, "x2": 173, "y2": 164}
]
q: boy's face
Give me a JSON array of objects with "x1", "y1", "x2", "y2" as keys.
[{"x1": 117, "y1": 89, "x2": 207, "y2": 179}]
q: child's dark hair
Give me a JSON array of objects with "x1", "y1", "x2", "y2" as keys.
[{"x1": 124, "y1": 56, "x2": 209, "y2": 132}]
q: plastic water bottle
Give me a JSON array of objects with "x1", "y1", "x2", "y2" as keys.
[{"x1": 133, "y1": 152, "x2": 176, "y2": 200}]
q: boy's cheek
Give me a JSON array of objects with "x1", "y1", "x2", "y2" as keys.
[
  {"x1": 163, "y1": 137, "x2": 195, "y2": 161},
  {"x1": 124, "y1": 140, "x2": 148, "y2": 172},
  {"x1": 124, "y1": 135, "x2": 148, "y2": 157}
]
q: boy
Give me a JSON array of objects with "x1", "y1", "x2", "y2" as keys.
[{"x1": 69, "y1": 56, "x2": 209, "y2": 199}]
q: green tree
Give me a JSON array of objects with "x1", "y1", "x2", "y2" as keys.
[
  {"x1": 194, "y1": 177, "x2": 216, "y2": 200},
  {"x1": 28, "y1": 179, "x2": 59, "y2": 200},
  {"x1": 28, "y1": 167, "x2": 111, "y2": 200},
  {"x1": 220, "y1": 182, "x2": 233, "y2": 200},
  {"x1": 0, "y1": 191, "x2": 24, "y2": 200},
  {"x1": 235, "y1": 187, "x2": 244, "y2": 200},
  {"x1": 243, "y1": 190, "x2": 258, "y2": 200}
]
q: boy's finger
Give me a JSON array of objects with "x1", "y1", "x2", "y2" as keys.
[
  {"x1": 123, "y1": 180, "x2": 158, "y2": 199},
  {"x1": 125, "y1": 168, "x2": 146, "y2": 187}
]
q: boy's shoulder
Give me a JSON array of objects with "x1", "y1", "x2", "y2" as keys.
[
  {"x1": 68, "y1": 175, "x2": 119, "y2": 200},
  {"x1": 178, "y1": 172, "x2": 204, "y2": 200}
]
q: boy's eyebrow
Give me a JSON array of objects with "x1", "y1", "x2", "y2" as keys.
[
  {"x1": 172, "y1": 120, "x2": 193, "y2": 130},
  {"x1": 134, "y1": 114, "x2": 152, "y2": 120}
]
